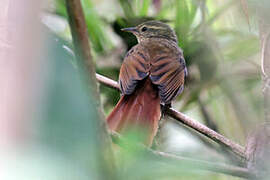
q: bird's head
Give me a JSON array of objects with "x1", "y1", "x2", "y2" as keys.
[{"x1": 121, "y1": 20, "x2": 178, "y2": 43}]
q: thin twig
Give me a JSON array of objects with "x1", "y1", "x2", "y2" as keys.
[
  {"x1": 111, "y1": 131, "x2": 254, "y2": 179},
  {"x1": 96, "y1": 73, "x2": 247, "y2": 159},
  {"x1": 172, "y1": 117, "x2": 244, "y2": 166},
  {"x1": 96, "y1": 73, "x2": 120, "y2": 90}
]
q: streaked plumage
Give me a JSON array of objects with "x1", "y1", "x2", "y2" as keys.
[
  {"x1": 119, "y1": 38, "x2": 186, "y2": 104},
  {"x1": 107, "y1": 21, "x2": 187, "y2": 146}
]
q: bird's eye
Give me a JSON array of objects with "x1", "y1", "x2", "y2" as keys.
[{"x1": 141, "y1": 26, "x2": 148, "y2": 32}]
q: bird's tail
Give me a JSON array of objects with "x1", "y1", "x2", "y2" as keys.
[{"x1": 107, "y1": 78, "x2": 161, "y2": 146}]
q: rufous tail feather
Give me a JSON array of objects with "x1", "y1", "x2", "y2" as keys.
[{"x1": 107, "y1": 78, "x2": 161, "y2": 146}]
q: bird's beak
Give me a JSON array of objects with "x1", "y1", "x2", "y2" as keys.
[{"x1": 121, "y1": 27, "x2": 138, "y2": 33}]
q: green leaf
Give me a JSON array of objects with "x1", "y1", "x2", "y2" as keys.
[
  {"x1": 187, "y1": 0, "x2": 199, "y2": 27},
  {"x1": 54, "y1": 0, "x2": 67, "y2": 17},
  {"x1": 118, "y1": 0, "x2": 135, "y2": 18},
  {"x1": 206, "y1": 0, "x2": 235, "y2": 26},
  {"x1": 139, "y1": 0, "x2": 152, "y2": 16},
  {"x1": 224, "y1": 36, "x2": 259, "y2": 61},
  {"x1": 175, "y1": 0, "x2": 190, "y2": 48},
  {"x1": 81, "y1": 0, "x2": 113, "y2": 53},
  {"x1": 54, "y1": 0, "x2": 113, "y2": 53},
  {"x1": 40, "y1": 31, "x2": 108, "y2": 179}
]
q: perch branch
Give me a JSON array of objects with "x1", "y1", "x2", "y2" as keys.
[
  {"x1": 96, "y1": 73, "x2": 247, "y2": 159},
  {"x1": 96, "y1": 73, "x2": 120, "y2": 90},
  {"x1": 166, "y1": 109, "x2": 246, "y2": 159}
]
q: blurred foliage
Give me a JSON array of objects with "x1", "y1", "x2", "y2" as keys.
[
  {"x1": 42, "y1": 0, "x2": 264, "y2": 179},
  {"x1": 54, "y1": 0, "x2": 113, "y2": 53},
  {"x1": 35, "y1": 30, "x2": 112, "y2": 179}
]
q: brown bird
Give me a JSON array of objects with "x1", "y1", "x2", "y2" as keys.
[{"x1": 107, "y1": 21, "x2": 187, "y2": 146}]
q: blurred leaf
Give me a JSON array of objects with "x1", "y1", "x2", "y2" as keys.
[
  {"x1": 138, "y1": 0, "x2": 152, "y2": 16},
  {"x1": 39, "y1": 30, "x2": 110, "y2": 179},
  {"x1": 224, "y1": 36, "x2": 259, "y2": 61},
  {"x1": 54, "y1": 0, "x2": 112, "y2": 53},
  {"x1": 216, "y1": 29, "x2": 248, "y2": 37},
  {"x1": 239, "y1": 0, "x2": 250, "y2": 26},
  {"x1": 118, "y1": 0, "x2": 135, "y2": 18},
  {"x1": 206, "y1": 0, "x2": 235, "y2": 26},
  {"x1": 81, "y1": 0, "x2": 113, "y2": 53},
  {"x1": 188, "y1": 0, "x2": 199, "y2": 26},
  {"x1": 54, "y1": 0, "x2": 67, "y2": 17},
  {"x1": 156, "y1": 1, "x2": 174, "y2": 19},
  {"x1": 175, "y1": 0, "x2": 189, "y2": 46}
]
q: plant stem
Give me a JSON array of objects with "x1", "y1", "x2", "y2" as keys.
[{"x1": 65, "y1": 1, "x2": 115, "y2": 179}]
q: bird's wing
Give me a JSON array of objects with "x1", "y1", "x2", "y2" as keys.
[
  {"x1": 119, "y1": 45, "x2": 150, "y2": 95},
  {"x1": 150, "y1": 53, "x2": 187, "y2": 104}
]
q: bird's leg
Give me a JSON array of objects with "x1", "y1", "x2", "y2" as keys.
[
  {"x1": 159, "y1": 103, "x2": 171, "y2": 125},
  {"x1": 161, "y1": 103, "x2": 171, "y2": 116},
  {"x1": 159, "y1": 104, "x2": 170, "y2": 134}
]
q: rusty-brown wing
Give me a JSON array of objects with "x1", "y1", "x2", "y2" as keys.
[
  {"x1": 119, "y1": 44, "x2": 150, "y2": 95},
  {"x1": 150, "y1": 52, "x2": 187, "y2": 104},
  {"x1": 119, "y1": 43, "x2": 187, "y2": 104}
]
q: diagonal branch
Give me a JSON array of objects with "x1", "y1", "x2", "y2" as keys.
[
  {"x1": 96, "y1": 73, "x2": 247, "y2": 159},
  {"x1": 96, "y1": 73, "x2": 120, "y2": 90},
  {"x1": 166, "y1": 108, "x2": 246, "y2": 159}
]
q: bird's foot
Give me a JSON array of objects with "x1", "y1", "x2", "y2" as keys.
[{"x1": 161, "y1": 103, "x2": 171, "y2": 118}]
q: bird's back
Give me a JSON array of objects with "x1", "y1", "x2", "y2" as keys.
[{"x1": 120, "y1": 38, "x2": 187, "y2": 104}]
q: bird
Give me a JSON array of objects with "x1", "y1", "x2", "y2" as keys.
[{"x1": 107, "y1": 20, "x2": 187, "y2": 146}]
